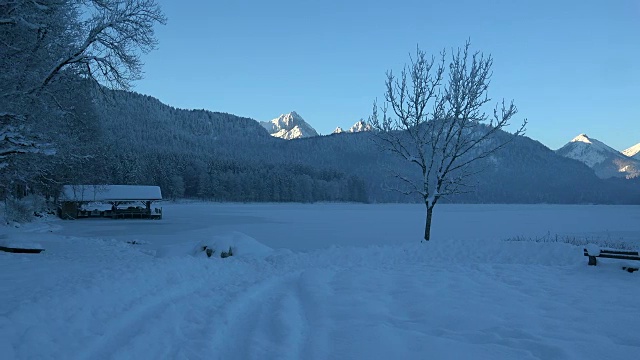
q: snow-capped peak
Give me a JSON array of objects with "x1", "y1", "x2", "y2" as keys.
[
  {"x1": 349, "y1": 119, "x2": 372, "y2": 133},
  {"x1": 557, "y1": 133, "x2": 640, "y2": 178},
  {"x1": 260, "y1": 112, "x2": 319, "y2": 140},
  {"x1": 564, "y1": 133, "x2": 619, "y2": 157},
  {"x1": 332, "y1": 120, "x2": 372, "y2": 136},
  {"x1": 557, "y1": 134, "x2": 608, "y2": 168},
  {"x1": 570, "y1": 133, "x2": 592, "y2": 144},
  {"x1": 622, "y1": 143, "x2": 640, "y2": 159}
]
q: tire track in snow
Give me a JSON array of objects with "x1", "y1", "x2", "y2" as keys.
[
  {"x1": 206, "y1": 268, "x2": 335, "y2": 360},
  {"x1": 73, "y1": 268, "x2": 219, "y2": 360},
  {"x1": 71, "y1": 262, "x2": 316, "y2": 360},
  {"x1": 4, "y1": 258, "x2": 228, "y2": 359},
  {"x1": 71, "y1": 259, "x2": 269, "y2": 360},
  {"x1": 113, "y1": 269, "x2": 288, "y2": 359}
]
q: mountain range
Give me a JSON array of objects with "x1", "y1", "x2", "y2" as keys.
[
  {"x1": 261, "y1": 112, "x2": 640, "y2": 181},
  {"x1": 556, "y1": 134, "x2": 640, "y2": 179},
  {"x1": 259, "y1": 114, "x2": 640, "y2": 181},
  {"x1": 260, "y1": 112, "x2": 371, "y2": 139},
  {"x1": 333, "y1": 120, "x2": 373, "y2": 134},
  {"x1": 86, "y1": 90, "x2": 640, "y2": 204}
]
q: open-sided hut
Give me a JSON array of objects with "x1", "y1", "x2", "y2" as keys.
[{"x1": 58, "y1": 185, "x2": 163, "y2": 220}]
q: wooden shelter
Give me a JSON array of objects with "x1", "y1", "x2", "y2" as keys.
[{"x1": 58, "y1": 185, "x2": 163, "y2": 220}]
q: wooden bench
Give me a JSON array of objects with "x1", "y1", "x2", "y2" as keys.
[{"x1": 583, "y1": 248, "x2": 640, "y2": 273}]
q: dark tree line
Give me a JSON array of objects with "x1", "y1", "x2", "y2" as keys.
[{"x1": 56, "y1": 150, "x2": 369, "y2": 203}]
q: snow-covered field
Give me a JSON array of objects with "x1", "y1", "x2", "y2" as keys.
[{"x1": 2, "y1": 203, "x2": 640, "y2": 359}]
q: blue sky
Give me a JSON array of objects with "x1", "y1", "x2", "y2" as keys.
[{"x1": 134, "y1": 0, "x2": 639, "y2": 151}]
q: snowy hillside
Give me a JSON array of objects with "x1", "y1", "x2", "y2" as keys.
[
  {"x1": 2, "y1": 203, "x2": 640, "y2": 359},
  {"x1": 556, "y1": 134, "x2": 640, "y2": 178},
  {"x1": 260, "y1": 111, "x2": 319, "y2": 139},
  {"x1": 623, "y1": 143, "x2": 640, "y2": 159}
]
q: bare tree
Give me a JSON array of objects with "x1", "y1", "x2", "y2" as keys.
[
  {"x1": 370, "y1": 41, "x2": 527, "y2": 241},
  {"x1": 38, "y1": 0, "x2": 167, "y2": 91}
]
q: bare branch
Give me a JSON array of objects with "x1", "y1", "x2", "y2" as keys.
[
  {"x1": 37, "y1": 0, "x2": 166, "y2": 91},
  {"x1": 370, "y1": 40, "x2": 527, "y2": 241}
]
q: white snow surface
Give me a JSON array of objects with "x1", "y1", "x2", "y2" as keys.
[
  {"x1": 585, "y1": 243, "x2": 601, "y2": 256},
  {"x1": 2, "y1": 203, "x2": 640, "y2": 359},
  {"x1": 623, "y1": 142, "x2": 640, "y2": 159}
]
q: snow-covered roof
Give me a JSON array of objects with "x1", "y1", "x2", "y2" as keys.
[{"x1": 60, "y1": 185, "x2": 162, "y2": 202}]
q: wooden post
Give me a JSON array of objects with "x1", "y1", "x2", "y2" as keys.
[{"x1": 588, "y1": 256, "x2": 597, "y2": 266}]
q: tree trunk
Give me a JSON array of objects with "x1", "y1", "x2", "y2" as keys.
[{"x1": 424, "y1": 204, "x2": 434, "y2": 241}]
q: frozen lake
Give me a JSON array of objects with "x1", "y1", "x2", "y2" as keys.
[
  {"x1": 54, "y1": 203, "x2": 640, "y2": 251},
  {"x1": 2, "y1": 202, "x2": 640, "y2": 359}
]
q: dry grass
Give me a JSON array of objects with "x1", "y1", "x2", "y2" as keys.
[{"x1": 504, "y1": 232, "x2": 638, "y2": 250}]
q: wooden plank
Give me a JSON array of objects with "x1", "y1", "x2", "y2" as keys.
[
  {"x1": 601, "y1": 249, "x2": 639, "y2": 256},
  {"x1": 583, "y1": 253, "x2": 640, "y2": 261},
  {"x1": 583, "y1": 249, "x2": 639, "y2": 256},
  {"x1": 0, "y1": 246, "x2": 44, "y2": 254},
  {"x1": 595, "y1": 253, "x2": 640, "y2": 261}
]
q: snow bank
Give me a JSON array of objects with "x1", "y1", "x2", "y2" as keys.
[
  {"x1": 0, "y1": 234, "x2": 44, "y2": 250},
  {"x1": 155, "y1": 231, "x2": 273, "y2": 259},
  {"x1": 0, "y1": 218, "x2": 69, "y2": 251},
  {"x1": 264, "y1": 238, "x2": 583, "y2": 271},
  {"x1": 198, "y1": 231, "x2": 273, "y2": 258}
]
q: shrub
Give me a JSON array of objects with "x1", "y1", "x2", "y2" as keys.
[
  {"x1": 3, "y1": 197, "x2": 33, "y2": 224},
  {"x1": 504, "y1": 232, "x2": 637, "y2": 250}
]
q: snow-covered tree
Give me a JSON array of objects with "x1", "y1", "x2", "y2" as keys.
[
  {"x1": 370, "y1": 42, "x2": 527, "y2": 241},
  {"x1": 0, "y1": 0, "x2": 165, "y2": 194}
]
